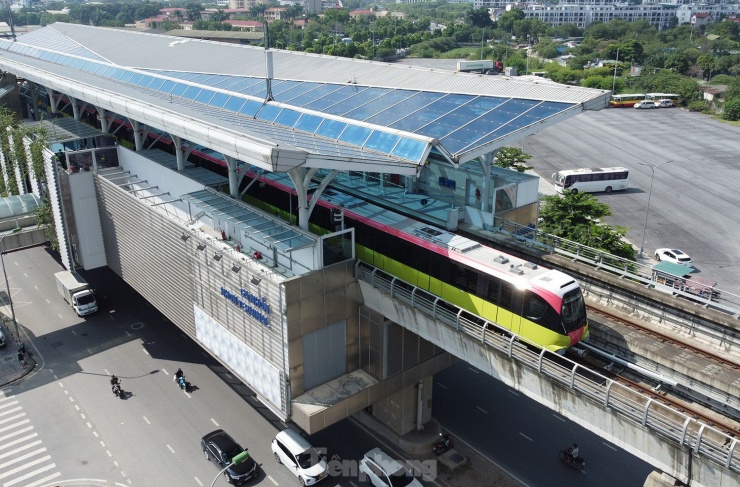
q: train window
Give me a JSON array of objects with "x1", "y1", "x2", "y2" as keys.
[
  {"x1": 412, "y1": 246, "x2": 431, "y2": 276},
  {"x1": 429, "y1": 253, "x2": 450, "y2": 282},
  {"x1": 486, "y1": 277, "x2": 500, "y2": 304},
  {"x1": 499, "y1": 282, "x2": 513, "y2": 310},
  {"x1": 451, "y1": 263, "x2": 478, "y2": 292},
  {"x1": 524, "y1": 292, "x2": 548, "y2": 321}
]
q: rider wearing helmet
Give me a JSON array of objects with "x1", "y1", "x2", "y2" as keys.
[{"x1": 569, "y1": 444, "x2": 579, "y2": 460}]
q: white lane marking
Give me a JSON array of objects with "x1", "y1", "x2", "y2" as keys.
[
  {"x1": 552, "y1": 414, "x2": 566, "y2": 422},
  {"x1": 508, "y1": 390, "x2": 520, "y2": 397},
  {"x1": 0, "y1": 400, "x2": 19, "y2": 410},
  {"x1": 0, "y1": 439, "x2": 42, "y2": 459},
  {"x1": 467, "y1": 367, "x2": 479, "y2": 374},
  {"x1": 142, "y1": 348, "x2": 150, "y2": 355},
  {"x1": 0, "y1": 413, "x2": 25, "y2": 426},
  {"x1": 0, "y1": 419, "x2": 29, "y2": 434},
  {"x1": 210, "y1": 418, "x2": 219, "y2": 427},
  {"x1": 603, "y1": 442, "x2": 617, "y2": 451},
  {"x1": 3, "y1": 462, "x2": 57, "y2": 487},
  {"x1": 162, "y1": 368, "x2": 169, "y2": 377},
  {"x1": 100, "y1": 441, "x2": 105, "y2": 448},
  {"x1": 0, "y1": 407, "x2": 22, "y2": 418},
  {"x1": 33, "y1": 285, "x2": 38, "y2": 290},
  {"x1": 86, "y1": 422, "x2": 92, "y2": 429},
  {"x1": 75, "y1": 406, "x2": 80, "y2": 412},
  {"x1": 106, "y1": 450, "x2": 112, "y2": 457},
  {"x1": 167, "y1": 444, "x2": 175, "y2": 454},
  {"x1": 267, "y1": 476, "x2": 278, "y2": 486},
  {"x1": 93, "y1": 432, "x2": 99, "y2": 438},
  {"x1": 194, "y1": 476, "x2": 204, "y2": 486},
  {"x1": 519, "y1": 433, "x2": 533, "y2": 442},
  {"x1": 476, "y1": 406, "x2": 488, "y2": 414},
  {"x1": 0, "y1": 425, "x2": 33, "y2": 442},
  {"x1": 0, "y1": 454, "x2": 52, "y2": 480},
  {"x1": 436, "y1": 382, "x2": 447, "y2": 389},
  {"x1": 20, "y1": 471, "x2": 62, "y2": 487},
  {"x1": 0, "y1": 447, "x2": 47, "y2": 470},
  {"x1": 23, "y1": 273, "x2": 28, "y2": 278},
  {"x1": 124, "y1": 331, "x2": 130, "y2": 336},
  {"x1": 86, "y1": 348, "x2": 93, "y2": 355},
  {"x1": 143, "y1": 417, "x2": 151, "y2": 425}
]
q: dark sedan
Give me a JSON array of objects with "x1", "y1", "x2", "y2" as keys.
[{"x1": 201, "y1": 429, "x2": 258, "y2": 485}]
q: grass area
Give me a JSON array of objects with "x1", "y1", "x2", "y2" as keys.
[{"x1": 437, "y1": 47, "x2": 494, "y2": 59}]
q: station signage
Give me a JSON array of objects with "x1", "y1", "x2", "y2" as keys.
[{"x1": 221, "y1": 286, "x2": 271, "y2": 328}]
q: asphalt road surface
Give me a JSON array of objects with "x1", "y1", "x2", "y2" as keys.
[{"x1": 525, "y1": 106, "x2": 740, "y2": 297}]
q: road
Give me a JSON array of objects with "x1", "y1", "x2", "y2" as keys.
[
  {"x1": 1, "y1": 246, "x2": 656, "y2": 486},
  {"x1": 524, "y1": 107, "x2": 740, "y2": 296}
]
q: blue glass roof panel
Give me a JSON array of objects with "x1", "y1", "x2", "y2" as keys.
[
  {"x1": 294, "y1": 114, "x2": 323, "y2": 133},
  {"x1": 271, "y1": 80, "x2": 303, "y2": 96},
  {"x1": 275, "y1": 82, "x2": 318, "y2": 102},
  {"x1": 364, "y1": 131, "x2": 400, "y2": 154},
  {"x1": 255, "y1": 104, "x2": 282, "y2": 122},
  {"x1": 316, "y1": 119, "x2": 347, "y2": 140},
  {"x1": 274, "y1": 108, "x2": 301, "y2": 128},
  {"x1": 302, "y1": 85, "x2": 369, "y2": 112},
  {"x1": 149, "y1": 78, "x2": 165, "y2": 91},
  {"x1": 196, "y1": 89, "x2": 216, "y2": 104},
  {"x1": 366, "y1": 91, "x2": 445, "y2": 127},
  {"x1": 170, "y1": 83, "x2": 188, "y2": 97},
  {"x1": 338, "y1": 125, "x2": 372, "y2": 146},
  {"x1": 391, "y1": 138, "x2": 427, "y2": 162},
  {"x1": 210, "y1": 92, "x2": 230, "y2": 109},
  {"x1": 283, "y1": 84, "x2": 344, "y2": 108},
  {"x1": 224, "y1": 96, "x2": 246, "y2": 112},
  {"x1": 182, "y1": 86, "x2": 202, "y2": 101},
  {"x1": 225, "y1": 78, "x2": 263, "y2": 94},
  {"x1": 158, "y1": 79, "x2": 177, "y2": 93},
  {"x1": 238, "y1": 100, "x2": 261, "y2": 117},
  {"x1": 343, "y1": 89, "x2": 417, "y2": 121}
]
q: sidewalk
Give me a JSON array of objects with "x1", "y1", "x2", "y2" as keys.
[{"x1": 0, "y1": 317, "x2": 37, "y2": 387}]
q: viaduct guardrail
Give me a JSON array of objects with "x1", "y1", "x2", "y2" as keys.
[
  {"x1": 491, "y1": 217, "x2": 740, "y2": 318},
  {"x1": 355, "y1": 260, "x2": 740, "y2": 483}
]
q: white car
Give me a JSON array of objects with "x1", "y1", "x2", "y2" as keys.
[
  {"x1": 656, "y1": 99, "x2": 674, "y2": 108},
  {"x1": 271, "y1": 429, "x2": 328, "y2": 486},
  {"x1": 634, "y1": 100, "x2": 656, "y2": 109},
  {"x1": 655, "y1": 248, "x2": 692, "y2": 266},
  {"x1": 359, "y1": 448, "x2": 423, "y2": 487}
]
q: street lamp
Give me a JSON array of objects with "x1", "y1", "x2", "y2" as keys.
[
  {"x1": 638, "y1": 160, "x2": 673, "y2": 257},
  {"x1": 612, "y1": 47, "x2": 620, "y2": 93},
  {"x1": 210, "y1": 451, "x2": 251, "y2": 487}
]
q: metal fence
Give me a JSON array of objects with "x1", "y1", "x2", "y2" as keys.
[
  {"x1": 491, "y1": 217, "x2": 740, "y2": 317},
  {"x1": 355, "y1": 261, "x2": 740, "y2": 475}
]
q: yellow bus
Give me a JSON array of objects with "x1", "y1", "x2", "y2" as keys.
[{"x1": 609, "y1": 94, "x2": 646, "y2": 108}]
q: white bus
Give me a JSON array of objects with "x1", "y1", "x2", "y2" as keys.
[{"x1": 552, "y1": 167, "x2": 630, "y2": 194}]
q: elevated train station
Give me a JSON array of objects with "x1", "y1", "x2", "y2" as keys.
[{"x1": 3, "y1": 23, "x2": 736, "y2": 487}]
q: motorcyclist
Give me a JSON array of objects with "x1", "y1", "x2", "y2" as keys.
[
  {"x1": 567, "y1": 444, "x2": 580, "y2": 462},
  {"x1": 110, "y1": 375, "x2": 120, "y2": 386},
  {"x1": 178, "y1": 375, "x2": 187, "y2": 390},
  {"x1": 111, "y1": 382, "x2": 122, "y2": 396},
  {"x1": 175, "y1": 368, "x2": 184, "y2": 381}
]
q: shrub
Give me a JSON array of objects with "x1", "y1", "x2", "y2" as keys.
[
  {"x1": 687, "y1": 100, "x2": 707, "y2": 112},
  {"x1": 722, "y1": 98, "x2": 740, "y2": 121}
]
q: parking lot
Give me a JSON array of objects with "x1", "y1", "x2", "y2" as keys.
[{"x1": 524, "y1": 106, "x2": 740, "y2": 296}]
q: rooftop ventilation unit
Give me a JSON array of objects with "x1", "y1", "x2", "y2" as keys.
[
  {"x1": 494, "y1": 255, "x2": 509, "y2": 264},
  {"x1": 509, "y1": 264, "x2": 524, "y2": 275}
]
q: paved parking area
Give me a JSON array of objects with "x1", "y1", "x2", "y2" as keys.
[{"x1": 524, "y1": 107, "x2": 740, "y2": 297}]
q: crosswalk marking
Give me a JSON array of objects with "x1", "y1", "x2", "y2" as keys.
[{"x1": 0, "y1": 391, "x2": 61, "y2": 487}]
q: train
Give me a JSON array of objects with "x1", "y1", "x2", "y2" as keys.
[{"x1": 243, "y1": 172, "x2": 589, "y2": 353}]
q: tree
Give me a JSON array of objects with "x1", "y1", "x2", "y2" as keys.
[
  {"x1": 722, "y1": 98, "x2": 740, "y2": 121},
  {"x1": 185, "y1": 3, "x2": 202, "y2": 22},
  {"x1": 539, "y1": 192, "x2": 635, "y2": 259},
  {"x1": 493, "y1": 147, "x2": 533, "y2": 172},
  {"x1": 466, "y1": 7, "x2": 493, "y2": 29},
  {"x1": 497, "y1": 9, "x2": 525, "y2": 34},
  {"x1": 211, "y1": 9, "x2": 228, "y2": 22}
]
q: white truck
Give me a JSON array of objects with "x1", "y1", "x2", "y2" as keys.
[
  {"x1": 456, "y1": 60, "x2": 494, "y2": 72},
  {"x1": 55, "y1": 271, "x2": 98, "y2": 316}
]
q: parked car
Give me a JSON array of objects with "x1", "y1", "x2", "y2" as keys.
[
  {"x1": 271, "y1": 429, "x2": 328, "y2": 486},
  {"x1": 654, "y1": 248, "x2": 692, "y2": 267},
  {"x1": 201, "y1": 429, "x2": 258, "y2": 485},
  {"x1": 359, "y1": 448, "x2": 423, "y2": 487},
  {"x1": 0, "y1": 327, "x2": 5, "y2": 347},
  {"x1": 656, "y1": 99, "x2": 674, "y2": 108},
  {"x1": 634, "y1": 100, "x2": 657, "y2": 109}
]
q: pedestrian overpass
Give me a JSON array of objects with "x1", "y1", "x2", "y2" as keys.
[{"x1": 354, "y1": 261, "x2": 740, "y2": 487}]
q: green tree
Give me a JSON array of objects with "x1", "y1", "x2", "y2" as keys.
[
  {"x1": 186, "y1": 3, "x2": 202, "y2": 22},
  {"x1": 497, "y1": 9, "x2": 525, "y2": 34},
  {"x1": 539, "y1": 192, "x2": 635, "y2": 259},
  {"x1": 466, "y1": 7, "x2": 493, "y2": 29},
  {"x1": 722, "y1": 98, "x2": 740, "y2": 121},
  {"x1": 493, "y1": 147, "x2": 532, "y2": 172}
]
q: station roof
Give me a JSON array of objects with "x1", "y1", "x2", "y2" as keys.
[{"x1": 0, "y1": 23, "x2": 610, "y2": 174}]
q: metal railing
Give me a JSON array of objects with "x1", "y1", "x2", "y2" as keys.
[
  {"x1": 355, "y1": 261, "x2": 740, "y2": 475},
  {"x1": 491, "y1": 217, "x2": 740, "y2": 317}
]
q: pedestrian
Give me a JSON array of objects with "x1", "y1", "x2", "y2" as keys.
[
  {"x1": 17, "y1": 350, "x2": 26, "y2": 368},
  {"x1": 18, "y1": 342, "x2": 26, "y2": 356}
]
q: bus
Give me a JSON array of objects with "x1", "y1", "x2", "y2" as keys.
[
  {"x1": 552, "y1": 167, "x2": 630, "y2": 194},
  {"x1": 609, "y1": 94, "x2": 646, "y2": 108}
]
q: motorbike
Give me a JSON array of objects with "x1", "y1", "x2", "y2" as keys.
[
  {"x1": 559, "y1": 449, "x2": 585, "y2": 471},
  {"x1": 177, "y1": 375, "x2": 189, "y2": 391},
  {"x1": 111, "y1": 382, "x2": 125, "y2": 399},
  {"x1": 433, "y1": 433, "x2": 452, "y2": 456}
]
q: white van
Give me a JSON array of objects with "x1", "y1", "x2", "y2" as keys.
[
  {"x1": 271, "y1": 429, "x2": 329, "y2": 486},
  {"x1": 359, "y1": 448, "x2": 423, "y2": 487}
]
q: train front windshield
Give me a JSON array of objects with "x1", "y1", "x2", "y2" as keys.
[{"x1": 561, "y1": 289, "x2": 587, "y2": 333}]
